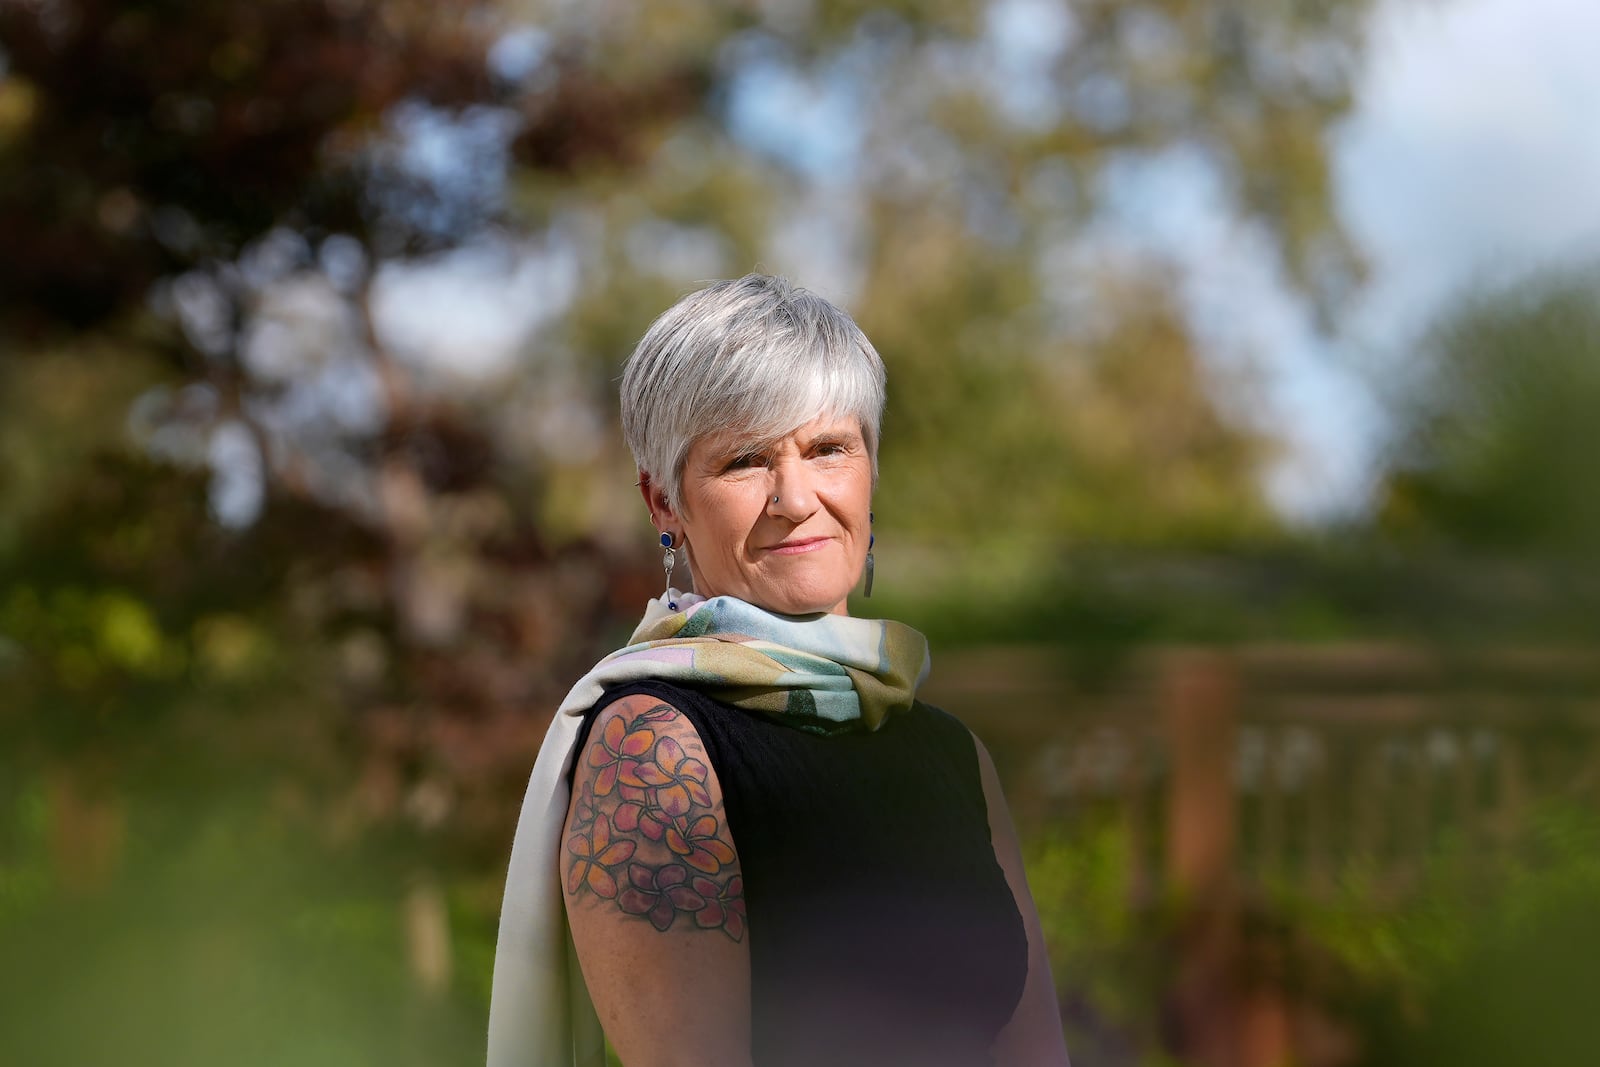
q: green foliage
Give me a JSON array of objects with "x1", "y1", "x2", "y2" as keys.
[
  {"x1": 1021, "y1": 800, "x2": 1600, "y2": 1067},
  {"x1": 1379, "y1": 265, "x2": 1600, "y2": 557},
  {"x1": 1022, "y1": 818, "x2": 1177, "y2": 1067},
  {"x1": 1340, "y1": 803, "x2": 1600, "y2": 1067}
]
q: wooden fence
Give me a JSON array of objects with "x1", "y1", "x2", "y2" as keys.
[{"x1": 923, "y1": 643, "x2": 1600, "y2": 1067}]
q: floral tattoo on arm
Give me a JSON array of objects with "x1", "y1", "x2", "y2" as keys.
[{"x1": 566, "y1": 702, "x2": 746, "y2": 941}]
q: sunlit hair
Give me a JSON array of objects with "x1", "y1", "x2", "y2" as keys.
[{"x1": 620, "y1": 273, "x2": 886, "y2": 514}]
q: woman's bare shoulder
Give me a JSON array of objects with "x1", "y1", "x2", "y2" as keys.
[{"x1": 563, "y1": 692, "x2": 753, "y2": 1065}]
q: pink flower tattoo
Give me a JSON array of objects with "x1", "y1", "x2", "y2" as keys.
[
  {"x1": 588, "y1": 715, "x2": 657, "y2": 796},
  {"x1": 617, "y1": 863, "x2": 706, "y2": 931},
  {"x1": 566, "y1": 813, "x2": 636, "y2": 899},
  {"x1": 624, "y1": 735, "x2": 713, "y2": 817},
  {"x1": 613, "y1": 782, "x2": 671, "y2": 841},
  {"x1": 689, "y1": 873, "x2": 745, "y2": 941},
  {"x1": 666, "y1": 813, "x2": 738, "y2": 874}
]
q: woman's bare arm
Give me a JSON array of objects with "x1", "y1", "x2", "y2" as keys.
[
  {"x1": 563, "y1": 693, "x2": 753, "y2": 1067},
  {"x1": 973, "y1": 733, "x2": 1073, "y2": 1066}
]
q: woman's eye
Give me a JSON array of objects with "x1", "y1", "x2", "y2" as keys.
[{"x1": 727, "y1": 453, "x2": 765, "y2": 470}]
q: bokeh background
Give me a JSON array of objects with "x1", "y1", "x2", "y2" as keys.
[{"x1": 3, "y1": 0, "x2": 1599, "y2": 1064}]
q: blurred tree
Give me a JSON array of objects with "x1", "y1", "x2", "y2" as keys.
[
  {"x1": 0, "y1": 0, "x2": 711, "y2": 801},
  {"x1": 1377, "y1": 266, "x2": 1600, "y2": 557},
  {"x1": 527, "y1": 0, "x2": 1376, "y2": 556},
  {"x1": 860, "y1": 234, "x2": 1280, "y2": 550},
  {"x1": 0, "y1": 0, "x2": 706, "y2": 330},
  {"x1": 0, "y1": 3, "x2": 711, "y2": 1059},
  {"x1": 0, "y1": 0, "x2": 1383, "y2": 573}
]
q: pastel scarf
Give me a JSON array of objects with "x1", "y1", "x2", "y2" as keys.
[{"x1": 486, "y1": 591, "x2": 931, "y2": 1066}]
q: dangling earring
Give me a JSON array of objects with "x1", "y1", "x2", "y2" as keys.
[
  {"x1": 660, "y1": 532, "x2": 679, "y2": 611},
  {"x1": 863, "y1": 511, "x2": 875, "y2": 598}
]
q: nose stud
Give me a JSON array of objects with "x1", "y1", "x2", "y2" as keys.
[{"x1": 771, "y1": 495, "x2": 780, "y2": 504}]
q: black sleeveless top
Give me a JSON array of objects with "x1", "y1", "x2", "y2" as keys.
[{"x1": 573, "y1": 679, "x2": 1029, "y2": 1067}]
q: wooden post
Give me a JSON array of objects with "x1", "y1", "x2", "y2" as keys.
[
  {"x1": 1353, "y1": 740, "x2": 1382, "y2": 873},
  {"x1": 405, "y1": 872, "x2": 453, "y2": 996},
  {"x1": 1258, "y1": 727, "x2": 1286, "y2": 887},
  {"x1": 1164, "y1": 650, "x2": 1239, "y2": 901},
  {"x1": 46, "y1": 761, "x2": 124, "y2": 894},
  {"x1": 1493, "y1": 738, "x2": 1525, "y2": 847},
  {"x1": 1162, "y1": 650, "x2": 1264, "y2": 1067},
  {"x1": 1123, "y1": 730, "x2": 1152, "y2": 908},
  {"x1": 1402, "y1": 731, "x2": 1431, "y2": 894},
  {"x1": 1304, "y1": 732, "x2": 1334, "y2": 898}
]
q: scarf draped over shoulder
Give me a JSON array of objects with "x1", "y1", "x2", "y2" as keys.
[{"x1": 486, "y1": 591, "x2": 931, "y2": 1066}]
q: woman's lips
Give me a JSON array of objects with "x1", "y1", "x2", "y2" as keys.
[{"x1": 766, "y1": 537, "x2": 832, "y2": 555}]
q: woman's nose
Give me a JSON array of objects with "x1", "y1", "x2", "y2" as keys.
[{"x1": 766, "y1": 458, "x2": 818, "y2": 518}]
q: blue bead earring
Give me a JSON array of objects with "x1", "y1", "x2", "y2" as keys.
[
  {"x1": 660, "y1": 532, "x2": 679, "y2": 611},
  {"x1": 864, "y1": 511, "x2": 875, "y2": 598}
]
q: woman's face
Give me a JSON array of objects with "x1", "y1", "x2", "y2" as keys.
[{"x1": 646, "y1": 414, "x2": 874, "y2": 617}]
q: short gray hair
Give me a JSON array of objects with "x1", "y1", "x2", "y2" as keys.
[{"x1": 620, "y1": 273, "x2": 886, "y2": 513}]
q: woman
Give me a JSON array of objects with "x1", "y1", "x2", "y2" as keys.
[{"x1": 488, "y1": 274, "x2": 1070, "y2": 1066}]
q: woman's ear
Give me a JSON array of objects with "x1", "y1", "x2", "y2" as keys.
[{"x1": 637, "y1": 472, "x2": 679, "y2": 533}]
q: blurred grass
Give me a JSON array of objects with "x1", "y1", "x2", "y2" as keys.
[{"x1": 0, "y1": 774, "x2": 490, "y2": 1067}]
